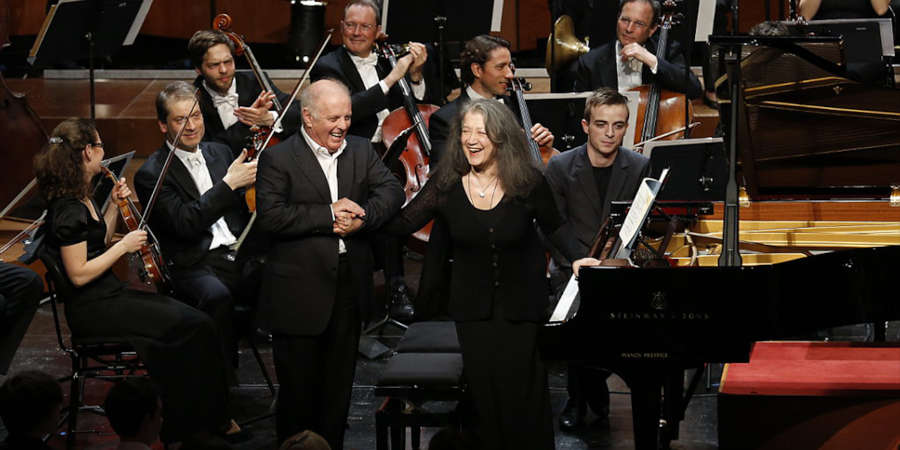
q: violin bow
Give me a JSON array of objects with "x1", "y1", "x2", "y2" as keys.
[
  {"x1": 230, "y1": 29, "x2": 333, "y2": 253},
  {"x1": 138, "y1": 90, "x2": 202, "y2": 230}
]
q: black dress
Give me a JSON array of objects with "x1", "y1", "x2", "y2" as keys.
[
  {"x1": 43, "y1": 197, "x2": 229, "y2": 443},
  {"x1": 384, "y1": 173, "x2": 577, "y2": 450}
]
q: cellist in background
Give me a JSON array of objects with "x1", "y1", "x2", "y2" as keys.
[
  {"x1": 134, "y1": 81, "x2": 258, "y2": 383},
  {"x1": 189, "y1": 29, "x2": 302, "y2": 157},
  {"x1": 311, "y1": 0, "x2": 434, "y2": 319},
  {"x1": 429, "y1": 35, "x2": 556, "y2": 165},
  {"x1": 565, "y1": 0, "x2": 701, "y2": 98}
]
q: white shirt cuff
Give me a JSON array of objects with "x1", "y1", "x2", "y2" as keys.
[
  {"x1": 378, "y1": 80, "x2": 389, "y2": 95},
  {"x1": 270, "y1": 111, "x2": 283, "y2": 133},
  {"x1": 412, "y1": 80, "x2": 426, "y2": 100}
]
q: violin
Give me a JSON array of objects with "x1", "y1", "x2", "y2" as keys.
[
  {"x1": 213, "y1": 13, "x2": 284, "y2": 213},
  {"x1": 378, "y1": 42, "x2": 439, "y2": 244},
  {"x1": 508, "y1": 77, "x2": 559, "y2": 165},
  {"x1": 100, "y1": 166, "x2": 172, "y2": 294},
  {"x1": 629, "y1": 0, "x2": 694, "y2": 151}
]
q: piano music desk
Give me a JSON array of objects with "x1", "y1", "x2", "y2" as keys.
[{"x1": 718, "y1": 341, "x2": 900, "y2": 450}]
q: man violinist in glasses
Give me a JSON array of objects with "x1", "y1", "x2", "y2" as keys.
[
  {"x1": 134, "y1": 81, "x2": 259, "y2": 392},
  {"x1": 311, "y1": 0, "x2": 435, "y2": 322}
]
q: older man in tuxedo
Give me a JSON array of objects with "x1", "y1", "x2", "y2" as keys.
[{"x1": 256, "y1": 79, "x2": 403, "y2": 449}]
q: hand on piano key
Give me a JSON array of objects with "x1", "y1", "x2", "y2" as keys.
[{"x1": 573, "y1": 257, "x2": 602, "y2": 278}]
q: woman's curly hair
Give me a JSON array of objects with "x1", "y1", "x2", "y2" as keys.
[{"x1": 33, "y1": 118, "x2": 97, "y2": 202}]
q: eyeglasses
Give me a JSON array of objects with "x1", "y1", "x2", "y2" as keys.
[
  {"x1": 91, "y1": 142, "x2": 104, "y2": 148},
  {"x1": 342, "y1": 21, "x2": 375, "y2": 32},
  {"x1": 619, "y1": 17, "x2": 650, "y2": 30}
]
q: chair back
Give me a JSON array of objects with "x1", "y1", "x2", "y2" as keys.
[{"x1": 37, "y1": 246, "x2": 77, "y2": 351}]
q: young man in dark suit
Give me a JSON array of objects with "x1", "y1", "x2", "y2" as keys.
[
  {"x1": 428, "y1": 35, "x2": 556, "y2": 165},
  {"x1": 189, "y1": 29, "x2": 302, "y2": 156},
  {"x1": 134, "y1": 81, "x2": 258, "y2": 377},
  {"x1": 545, "y1": 88, "x2": 650, "y2": 430},
  {"x1": 255, "y1": 79, "x2": 403, "y2": 449},
  {"x1": 566, "y1": 0, "x2": 702, "y2": 98}
]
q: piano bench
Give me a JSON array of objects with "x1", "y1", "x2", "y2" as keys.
[
  {"x1": 718, "y1": 341, "x2": 900, "y2": 450},
  {"x1": 394, "y1": 321, "x2": 460, "y2": 354},
  {"x1": 375, "y1": 352, "x2": 467, "y2": 450}
]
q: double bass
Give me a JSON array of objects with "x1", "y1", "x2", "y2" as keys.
[{"x1": 629, "y1": 0, "x2": 695, "y2": 150}]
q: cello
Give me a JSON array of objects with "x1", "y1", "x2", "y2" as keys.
[
  {"x1": 508, "y1": 76, "x2": 559, "y2": 165},
  {"x1": 629, "y1": 0, "x2": 695, "y2": 151},
  {"x1": 378, "y1": 42, "x2": 439, "y2": 243}
]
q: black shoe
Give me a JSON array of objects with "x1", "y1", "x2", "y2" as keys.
[
  {"x1": 558, "y1": 398, "x2": 586, "y2": 431},
  {"x1": 389, "y1": 283, "x2": 415, "y2": 320}
]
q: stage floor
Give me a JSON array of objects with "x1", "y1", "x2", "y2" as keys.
[{"x1": 1, "y1": 252, "x2": 895, "y2": 449}]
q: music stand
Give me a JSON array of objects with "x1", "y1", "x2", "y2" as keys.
[
  {"x1": 27, "y1": 0, "x2": 153, "y2": 119},
  {"x1": 643, "y1": 137, "x2": 727, "y2": 202}
]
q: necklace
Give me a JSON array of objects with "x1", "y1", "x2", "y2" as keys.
[
  {"x1": 467, "y1": 173, "x2": 499, "y2": 206},
  {"x1": 470, "y1": 173, "x2": 498, "y2": 198}
]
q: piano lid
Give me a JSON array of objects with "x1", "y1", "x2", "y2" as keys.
[{"x1": 712, "y1": 34, "x2": 900, "y2": 199}]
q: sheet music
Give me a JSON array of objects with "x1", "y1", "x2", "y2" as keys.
[
  {"x1": 491, "y1": 0, "x2": 504, "y2": 32},
  {"x1": 618, "y1": 168, "x2": 668, "y2": 251},
  {"x1": 549, "y1": 274, "x2": 579, "y2": 324},
  {"x1": 696, "y1": 0, "x2": 716, "y2": 42}
]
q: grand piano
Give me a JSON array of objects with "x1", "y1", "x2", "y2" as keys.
[{"x1": 541, "y1": 32, "x2": 900, "y2": 449}]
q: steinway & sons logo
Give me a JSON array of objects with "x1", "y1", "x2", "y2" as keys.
[{"x1": 606, "y1": 290, "x2": 711, "y2": 320}]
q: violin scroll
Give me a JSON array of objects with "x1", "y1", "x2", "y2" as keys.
[{"x1": 212, "y1": 13, "x2": 247, "y2": 56}]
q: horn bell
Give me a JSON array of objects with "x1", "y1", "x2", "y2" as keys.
[{"x1": 545, "y1": 15, "x2": 590, "y2": 73}]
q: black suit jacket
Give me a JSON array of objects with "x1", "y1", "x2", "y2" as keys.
[
  {"x1": 134, "y1": 141, "x2": 249, "y2": 269},
  {"x1": 311, "y1": 47, "x2": 436, "y2": 141},
  {"x1": 194, "y1": 71, "x2": 301, "y2": 157},
  {"x1": 426, "y1": 90, "x2": 469, "y2": 166},
  {"x1": 255, "y1": 133, "x2": 404, "y2": 336},
  {"x1": 544, "y1": 144, "x2": 649, "y2": 263},
  {"x1": 568, "y1": 38, "x2": 702, "y2": 99}
]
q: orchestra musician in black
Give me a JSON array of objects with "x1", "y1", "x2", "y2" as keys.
[
  {"x1": 545, "y1": 88, "x2": 649, "y2": 430},
  {"x1": 33, "y1": 118, "x2": 234, "y2": 447},
  {"x1": 565, "y1": 0, "x2": 702, "y2": 98},
  {"x1": 134, "y1": 81, "x2": 259, "y2": 378},
  {"x1": 189, "y1": 29, "x2": 301, "y2": 157},
  {"x1": 428, "y1": 35, "x2": 555, "y2": 165}
]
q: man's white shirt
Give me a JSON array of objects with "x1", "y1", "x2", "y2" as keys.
[
  {"x1": 301, "y1": 127, "x2": 349, "y2": 254},
  {"x1": 615, "y1": 40, "x2": 658, "y2": 93},
  {"x1": 169, "y1": 142, "x2": 238, "y2": 250}
]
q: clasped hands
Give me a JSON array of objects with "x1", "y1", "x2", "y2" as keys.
[{"x1": 332, "y1": 197, "x2": 366, "y2": 237}]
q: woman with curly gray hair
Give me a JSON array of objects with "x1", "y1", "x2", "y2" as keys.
[{"x1": 385, "y1": 99, "x2": 578, "y2": 449}]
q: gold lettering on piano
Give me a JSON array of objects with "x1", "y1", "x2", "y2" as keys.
[
  {"x1": 607, "y1": 312, "x2": 711, "y2": 320},
  {"x1": 621, "y1": 352, "x2": 670, "y2": 359}
]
